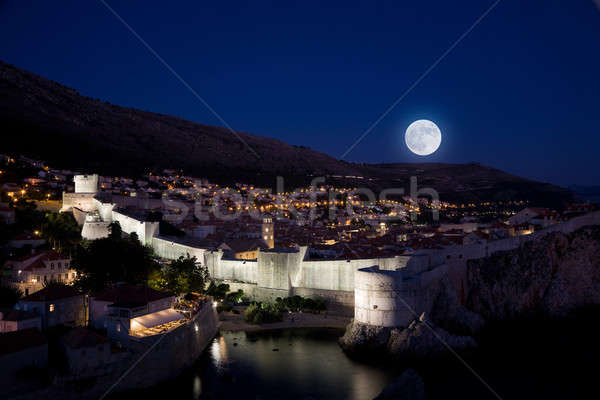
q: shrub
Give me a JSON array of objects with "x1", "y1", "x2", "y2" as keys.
[
  {"x1": 244, "y1": 302, "x2": 283, "y2": 325},
  {"x1": 275, "y1": 295, "x2": 327, "y2": 313},
  {"x1": 225, "y1": 289, "x2": 244, "y2": 304}
]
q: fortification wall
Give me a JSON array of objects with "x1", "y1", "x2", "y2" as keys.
[
  {"x1": 204, "y1": 251, "x2": 258, "y2": 284},
  {"x1": 111, "y1": 211, "x2": 159, "y2": 246},
  {"x1": 152, "y1": 237, "x2": 206, "y2": 261},
  {"x1": 219, "y1": 258, "x2": 258, "y2": 283},
  {"x1": 94, "y1": 198, "x2": 115, "y2": 222},
  {"x1": 81, "y1": 221, "x2": 110, "y2": 240},
  {"x1": 224, "y1": 281, "x2": 259, "y2": 299},
  {"x1": 297, "y1": 257, "x2": 401, "y2": 292},
  {"x1": 257, "y1": 251, "x2": 303, "y2": 293},
  {"x1": 354, "y1": 264, "x2": 447, "y2": 327},
  {"x1": 33, "y1": 200, "x2": 61, "y2": 213},
  {"x1": 61, "y1": 193, "x2": 96, "y2": 212},
  {"x1": 292, "y1": 286, "x2": 355, "y2": 316},
  {"x1": 120, "y1": 302, "x2": 218, "y2": 389},
  {"x1": 353, "y1": 212, "x2": 600, "y2": 327},
  {"x1": 71, "y1": 207, "x2": 89, "y2": 226}
]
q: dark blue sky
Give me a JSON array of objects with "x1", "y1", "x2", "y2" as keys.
[{"x1": 2, "y1": 1, "x2": 599, "y2": 185}]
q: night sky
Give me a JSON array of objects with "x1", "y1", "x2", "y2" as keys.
[{"x1": 1, "y1": 1, "x2": 599, "y2": 186}]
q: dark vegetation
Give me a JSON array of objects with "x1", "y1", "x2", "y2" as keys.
[
  {"x1": 0, "y1": 284, "x2": 22, "y2": 308},
  {"x1": 148, "y1": 255, "x2": 209, "y2": 296},
  {"x1": 243, "y1": 295, "x2": 327, "y2": 325},
  {"x1": 0, "y1": 199, "x2": 79, "y2": 264},
  {"x1": 71, "y1": 222, "x2": 159, "y2": 293},
  {"x1": 421, "y1": 307, "x2": 600, "y2": 400}
]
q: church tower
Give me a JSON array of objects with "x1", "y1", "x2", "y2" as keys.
[{"x1": 262, "y1": 216, "x2": 274, "y2": 249}]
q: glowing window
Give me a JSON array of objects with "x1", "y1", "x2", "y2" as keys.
[{"x1": 49, "y1": 304, "x2": 55, "y2": 312}]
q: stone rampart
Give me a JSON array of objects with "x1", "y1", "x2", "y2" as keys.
[
  {"x1": 152, "y1": 236, "x2": 206, "y2": 261},
  {"x1": 111, "y1": 210, "x2": 159, "y2": 246},
  {"x1": 352, "y1": 211, "x2": 600, "y2": 327}
]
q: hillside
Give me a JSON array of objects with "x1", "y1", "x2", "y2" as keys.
[{"x1": 0, "y1": 61, "x2": 572, "y2": 206}]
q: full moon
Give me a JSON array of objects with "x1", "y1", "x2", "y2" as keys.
[{"x1": 405, "y1": 120, "x2": 442, "y2": 156}]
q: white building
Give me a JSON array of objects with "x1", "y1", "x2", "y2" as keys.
[
  {"x1": 4, "y1": 250, "x2": 76, "y2": 296},
  {"x1": 17, "y1": 285, "x2": 86, "y2": 330},
  {"x1": 0, "y1": 309, "x2": 42, "y2": 333},
  {"x1": 89, "y1": 284, "x2": 178, "y2": 343}
]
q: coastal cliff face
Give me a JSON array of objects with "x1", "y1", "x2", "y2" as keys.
[
  {"x1": 466, "y1": 226, "x2": 600, "y2": 320},
  {"x1": 341, "y1": 226, "x2": 600, "y2": 360}
]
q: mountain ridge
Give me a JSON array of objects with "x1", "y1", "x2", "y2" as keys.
[{"x1": 0, "y1": 60, "x2": 572, "y2": 207}]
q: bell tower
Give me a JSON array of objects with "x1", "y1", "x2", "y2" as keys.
[{"x1": 262, "y1": 216, "x2": 274, "y2": 249}]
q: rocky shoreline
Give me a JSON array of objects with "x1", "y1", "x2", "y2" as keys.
[{"x1": 341, "y1": 226, "x2": 600, "y2": 362}]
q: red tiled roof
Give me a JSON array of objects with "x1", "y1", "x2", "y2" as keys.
[
  {"x1": 222, "y1": 238, "x2": 268, "y2": 253},
  {"x1": 92, "y1": 284, "x2": 172, "y2": 307},
  {"x1": 11, "y1": 250, "x2": 46, "y2": 262},
  {"x1": 0, "y1": 328, "x2": 47, "y2": 355},
  {"x1": 16, "y1": 250, "x2": 70, "y2": 272},
  {"x1": 21, "y1": 285, "x2": 82, "y2": 302}
]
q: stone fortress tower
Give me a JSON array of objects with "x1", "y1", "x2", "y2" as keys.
[
  {"x1": 61, "y1": 174, "x2": 99, "y2": 213},
  {"x1": 74, "y1": 174, "x2": 98, "y2": 194},
  {"x1": 262, "y1": 216, "x2": 274, "y2": 249}
]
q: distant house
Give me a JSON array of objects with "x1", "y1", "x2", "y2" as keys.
[
  {"x1": 308, "y1": 245, "x2": 342, "y2": 259},
  {"x1": 3, "y1": 250, "x2": 76, "y2": 296},
  {"x1": 0, "y1": 309, "x2": 42, "y2": 333},
  {"x1": 7, "y1": 232, "x2": 45, "y2": 249},
  {"x1": 462, "y1": 231, "x2": 489, "y2": 245},
  {"x1": 17, "y1": 285, "x2": 86, "y2": 330},
  {"x1": 508, "y1": 207, "x2": 557, "y2": 228},
  {"x1": 89, "y1": 284, "x2": 178, "y2": 344},
  {"x1": 0, "y1": 202, "x2": 15, "y2": 225},
  {"x1": 0, "y1": 329, "x2": 48, "y2": 386},
  {"x1": 218, "y1": 238, "x2": 269, "y2": 260}
]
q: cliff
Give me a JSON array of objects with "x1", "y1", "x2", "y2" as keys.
[
  {"x1": 466, "y1": 226, "x2": 600, "y2": 320},
  {"x1": 341, "y1": 225, "x2": 600, "y2": 360}
]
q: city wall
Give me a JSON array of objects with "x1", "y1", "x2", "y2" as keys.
[
  {"x1": 115, "y1": 300, "x2": 218, "y2": 391},
  {"x1": 80, "y1": 220, "x2": 110, "y2": 241},
  {"x1": 41, "y1": 300, "x2": 219, "y2": 399},
  {"x1": 66, "y1": 178, "x2": 600, "y2": 324},
  {"x1": 111, "y1": 211, "x2": 159, "y2": 246},
  {"x1": 152, "y1": 236, "x2": 206, "y2": 261},
  {"x1": 61, "y1": 193, "x2": 96, "y2": 213},
  {"x1": 353, "y1": 211, "x2": 600, "y2": 327}
]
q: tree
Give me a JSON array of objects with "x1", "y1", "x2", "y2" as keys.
[
  {"x1": 41, "y1": 212, "x2": 80, "y2": 253},
  {"x1": 226, "y1": 289, "x2": 244, "y2": 304},
  {"x1": 108, "y1": 221, "x2": 122, "y2": 239},
  {"x1": 149, "y1": 255, "x2": 210, "y2": 296},
  {"x1": 71, "y1": 230, "x2": 160, "y2": 293},
  {"x1": 13, "y1": 199, "x2": 45, "y2": 232},
  {"x1": 0, "y1": 285, "x2": 23, "y2": 308},
  {"x1": 206, "y1": 281, "x2": 230, "y2": 301}
]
